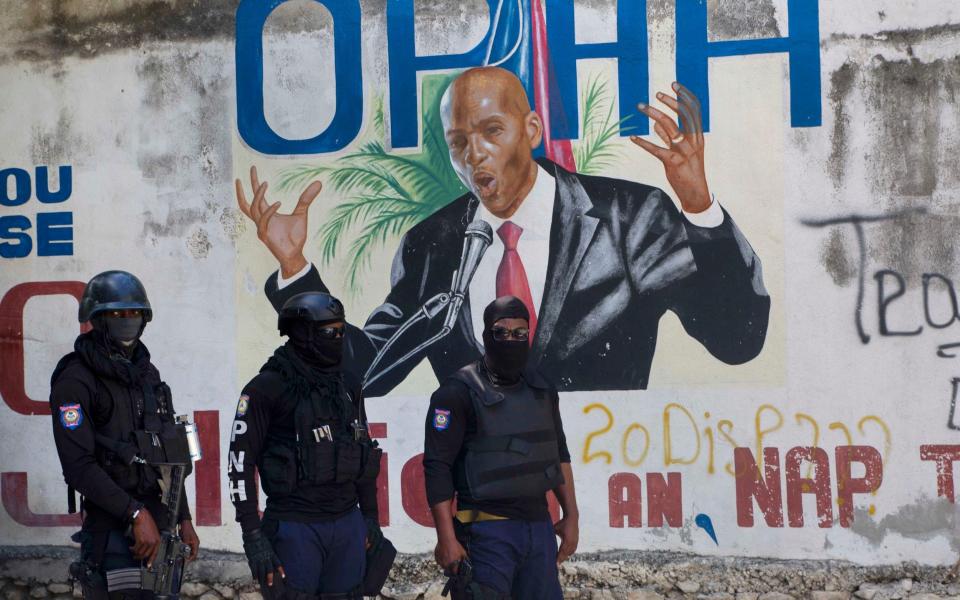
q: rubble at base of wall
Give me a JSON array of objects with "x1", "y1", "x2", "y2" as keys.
[{"x1": 2, "y1": 546, "x2": 959, "y2": 600}]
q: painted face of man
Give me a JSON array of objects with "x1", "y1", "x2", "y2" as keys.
[{"x1": 442, "y1": 68, "x2": 544, "y2": 218}]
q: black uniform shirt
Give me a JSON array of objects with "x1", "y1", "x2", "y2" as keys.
[
  {"x1": 49, "y1": 358, "x2": 191, "y2": 533},
  {"x1": 228, "y1": 368, "x2": 378, "y2": 534},
  {"x1": 423, "y1": 377, "x2": 571, "y2": 522}
]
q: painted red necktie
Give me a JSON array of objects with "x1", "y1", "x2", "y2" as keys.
[{"x1": 496, "y1": 221, "x2": 538, "y2": 344}]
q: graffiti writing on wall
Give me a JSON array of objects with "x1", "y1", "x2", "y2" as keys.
[
  {"x1": 802, "y1": 209, "x2": 960, "y2": 431},
  {"x1": 580, "y1": 402, "x2": 893, "y2": 478}
]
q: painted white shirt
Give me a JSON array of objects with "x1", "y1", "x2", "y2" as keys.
[{"x1": 278, "y1": 165, "x2": 724, "y2": 346}]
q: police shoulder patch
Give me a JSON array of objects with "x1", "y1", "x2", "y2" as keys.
[
  {"x1": 433, "y1": 408, "x2": 451, "y2": 431},
  {"x1": 59, "y1": 404, "x2": 83, "y2": 430},
  {"x1": 236, "y1": 395, "x2": 250, "y2": 417}
]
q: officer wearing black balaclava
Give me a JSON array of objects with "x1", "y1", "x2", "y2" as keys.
[
  {"x1": 49, "y1": 271, "x2": 200, "y2": 600},
  {"x1": 228, "y1": 292, "x2": 391, "y2": 600},
  {"x1": 423, "y1": 296, "x2": 580, "y2": 599}
]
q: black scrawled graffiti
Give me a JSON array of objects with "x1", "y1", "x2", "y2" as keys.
[{"x1": 803, "y1": 209, "x2": 960, "y2": 432}]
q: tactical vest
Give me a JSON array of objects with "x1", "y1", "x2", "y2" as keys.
[
  {"x1": 54, "y1": 355, "x2": 192, "y2": 505},
  {"x1": 451, "y1": 362, "x2": 564, "y2": 501},
  {"x1": 258, "y1": 380, "x2": 381, "y2": 498}
]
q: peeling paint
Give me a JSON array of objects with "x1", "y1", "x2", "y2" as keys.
[
  {"x1": 186, "y1": 227, "x2": 212, "y2": 258},
  {"x1": 30, "y1": 109, "x2": 88, "y2": 166},
  {"x1": 707, "y1": 0, "x2": 780, "y2": 42},
  {"x1": 1, "y1": 0, "x2": 403, "y2": 63},
  {"x1": 134, "y1": 48, "x2": 232, "y2": 209},
  {"x1": 142, "y1": 206, "x2": 207, "y2": 240},
  {"x1": 219, "y1": 208, "x2": 246, "y2": 243},
  {"x1": 867, "y1": 213, "x2": 960, "y2": 283},
  {"x1": 849, "y1": 496, "x2": 957, "y2": 550},
  {"x1": 828, "y1": 62, "x2": 857, "y2": 190},
  {"x1": 678, "y1": 516, "x2": 695, "y2": 546},
  {"x1": 4, "y1": 0, "x2": 237, "y2": 63},
  {"x1": 820, "y1": 227, "x2": 856, "y2": 287},
  {"x1": 828, "y1": 22, "x2": 960, "y2": 45},
  {"x1": 862, "y1": 56, "x2": 960, "y2": 199}
]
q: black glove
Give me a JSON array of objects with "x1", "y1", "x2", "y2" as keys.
[
  {"x1": 364, "y1": 516, "x2": 384, "y2": 551},
  {"x1": 242, "y1": 529, "x2": 283, "y2": 585}
]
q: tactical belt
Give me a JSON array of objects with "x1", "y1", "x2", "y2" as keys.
[{"x1": 455, "y1": 509, "x2": 508, "y2": 523}]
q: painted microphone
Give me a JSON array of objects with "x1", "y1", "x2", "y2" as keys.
[{"x1": 443, "y1": 219, "x2": 493, "y2": 330}]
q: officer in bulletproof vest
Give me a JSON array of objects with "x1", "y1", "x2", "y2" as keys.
[
  {"x1": 228, "y1": 292, "x2": 393, "y2": 600},
  {"x1": 423, "y1": 296, "x2": 580, "y2": 599},
  {"x1": 50, "y1": 270, "x2": 200, "y2": 600}
]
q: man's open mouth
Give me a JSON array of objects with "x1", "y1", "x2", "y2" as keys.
[{"x1": 472, "y1": 172, "x2": 497, "y2": 197}]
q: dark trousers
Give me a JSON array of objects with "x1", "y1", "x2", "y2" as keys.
[
  {"x1": 269, "y1": 508, "x2": 366, "y2": 594},
  {"x1": 462, "y1": 519, "x2": 562, "y2": 599},
  {"x1": 78, "y1": 530, "x2": 172, "y2": 600}
]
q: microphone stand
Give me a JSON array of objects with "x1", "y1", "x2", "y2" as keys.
[
  {"x1": 362, "y1": 274, "x2": 456, "y2": 391},
  {"x1": 362, "y1": 220, "x2": 493, "y2": 392}
]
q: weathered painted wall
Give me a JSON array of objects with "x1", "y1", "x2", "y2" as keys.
[{"x1": 2, "y1": 0, "x2": 960, "y2": 567}]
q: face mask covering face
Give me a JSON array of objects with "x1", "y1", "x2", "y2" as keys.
[
  {"x1": 289, "y1": 322, "x2": 344, "y2": 368},
  {"x1": 481, "y1": 296, "x2": 531, "y2": 382},
  {"x1": 482, "y1": 329, "x2": 529, "y2": 382},
  {"x1": 105, "y1": 316, "x2": 143, "y2": 347}
]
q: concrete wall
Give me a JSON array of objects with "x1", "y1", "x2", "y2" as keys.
[{"x1": 2, "y1": 0, "x2": 960, "y2": 572}]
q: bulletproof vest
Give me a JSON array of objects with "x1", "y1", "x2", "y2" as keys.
[
  {"x1": 451, "y1": 362, "x2": 564, "y2": 501},
  {"x1": 54, "y1": 355, "x2": 192, "y2": 499},
  {"x1": 257, "y1": 376, "x2": 381, "y2": 498}
]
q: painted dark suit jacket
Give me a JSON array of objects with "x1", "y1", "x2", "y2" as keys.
[{"x1": 266, "y1": 159, "x2": 770, "y2": 397}]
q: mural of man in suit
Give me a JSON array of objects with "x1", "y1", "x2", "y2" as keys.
[{"x1": 236, "y1": 67, "x2": 769, "y2": 397}]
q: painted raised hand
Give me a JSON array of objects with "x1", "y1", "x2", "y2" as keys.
[
  {"x1": 235, "y1": 165, "x2": 322, "y2": 278},
  {"x1": 631, "y1": 81, "x2": 712, "y2": 214}
]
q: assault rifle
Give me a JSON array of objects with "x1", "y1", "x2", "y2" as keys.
[
  {"x1": 140, "y1": 461, "x2": 192, "y2": 600},
  {"x1": 141, "y1": 416, "x2": 202, "y2": 598}
]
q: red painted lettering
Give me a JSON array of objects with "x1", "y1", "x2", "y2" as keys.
[
  {"x1": 785, "y1": 446, "x2": 832, "y2": 528},
  {"x1": 0, "y1": 281, "x2": 88, "y2": 415},
  {"x1": 370, "y1": 423, "x2": 389, "y2": 526},
  {"x1": 1, "y1": 472, "x2": 80, "y2": 527},
  {"x1": 835, "y1": 445, "x2": 883, "y2": 527},
  {"x1": 920, "y1": 445, "x2": 960, "y2": 503},
  {"x1": 735, "y1": 447, "x2": 784, "y2": 527},
  {"x1": 646, "y1": 472, "x2": 682, "y2": 527},
  {"x1": 401, "y1": 453, "x2": 432, "y2": 527},
  {"x1": 608, "y1": 473, "x2": 642, "y2": 528},
  {"x1": 193, "y1": 410, "x2": 221, "y2": 526}
]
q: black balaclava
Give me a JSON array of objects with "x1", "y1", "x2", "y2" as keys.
[
  {"x1": 92, "y1": 314, "x2": 144, "y2": 354},
  {"x1": 288, "y1": 319, "x2": 344, "y2": 369},
  {"x1": 482, "y1": 296, "x2": 530, "y2": 384}
]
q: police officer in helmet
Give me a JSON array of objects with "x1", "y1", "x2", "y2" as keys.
[
  {"x1": 424, "y1": 296, "x2": 579, "y2": 599},
  {"x1": 228, "y1": 292, "x2": 385, "y2": 599},
  {"x1": 50, "y1": 270, "x2": 200, "y2": 599}
]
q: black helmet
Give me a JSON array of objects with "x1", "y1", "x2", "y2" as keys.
[
  {"x1": 78, "y1": 271, "x2": 153, "y2": 323},
  {"x1": 278, "y1": 292, "x2": 344, "y2": 335}
]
